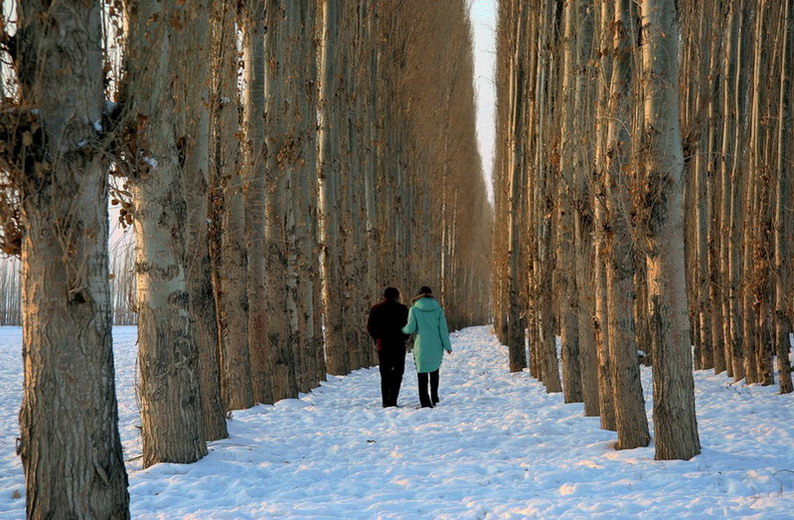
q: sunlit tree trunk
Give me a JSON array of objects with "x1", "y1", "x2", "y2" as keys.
[
  {"x1": 719, "y1": 0, "x2": 739, "y2": 379},
  {"x1": 641, "y1": 0, "x2": 701, "y2": 461},
  {"x1": 557, "y1": 0, "x2": 582, "y2": 402},
  {"x1": 537, "y1": 0, "x2": 563, "y2": 394},
  {"x1": 705, "y1": 5, "x2": 727, "y2": 375},
  {"x1": 573, "y1": 0, "x2": 600, "y2": 416},
  {"x1": 605, "y1": 0, "x2": 650, "y2": 450},
  {"x1": 728, "y1": 0, "x2": 751, "y2": 382},
  {"x1": 124, "y1": 0, "x2": 207, "y2": 467},
  {"x1": 14, "y1": 1, "x2": 130, "y2": 516},
  {"x1": 217, "y1": 0, "x2": 254, "y2": 409},
  {"x1": 594, "y1": 0, "x2": 617, "y2": 431},
  {"x1": 176, "y1": 0, "x2": 228, "y2": 441}
]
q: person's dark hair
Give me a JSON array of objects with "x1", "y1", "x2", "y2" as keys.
[
  {"x1": 384, "y1": 287, "x2": 400, "y2": 300},
  {"x1": 417, "y1": 286, "x2": 432, "y2": 296}
]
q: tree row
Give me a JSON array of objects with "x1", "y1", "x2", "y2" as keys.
[
  {"x1": 0, "y1": 0, "x2": 491, "y2": 517},
  {"x1": 492, "y1": 0, "x2": 732, "y2": 462}
]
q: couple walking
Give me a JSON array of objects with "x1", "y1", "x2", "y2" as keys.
[{"x1": 366, "y1": 286, "x2": 453, "y2": 408}]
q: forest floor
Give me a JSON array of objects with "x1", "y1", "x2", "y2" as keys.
[{"x1": 0, "y1": 325, "x2": 792, "y2": 519}]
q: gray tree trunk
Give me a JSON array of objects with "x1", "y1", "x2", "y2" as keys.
[
  {"x1": 318, "y1": 0, "x2": 350, "y2": 376},
  {"x1": 774, "y1": 0, "x2": 793, "y2": 394},
  {"x1": 176, "y1": 0, "x2": 228, "y2": 441},
  {"x1": 15, "y1": 1, "x2": 130, "y2": 516},
  {"x1": 506, "y1": 1, "x2": 528, "y2": 372},
  {"x1": 243, "y1": 0, "x2": 272, "y2": 405}
]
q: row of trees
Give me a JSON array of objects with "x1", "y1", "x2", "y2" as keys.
[
  {"x1": 680, "y1": 0, "x2": 793, "y2": 393},
  {"x1": 0, "y1": 258, "x2": 20, "y2": 325},
  {"x1": 1, "y1": 0, "x2": 491, "y2": 517},
  {"x1": 491, "y1": 0, "x2": 749, "y2": 462}
]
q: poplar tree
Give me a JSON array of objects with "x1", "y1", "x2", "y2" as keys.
[
  {"x1": 123, "y1": 0, "x2": 207, "y2": 467},
  {"x1": 10, "y1": 1, "x2": 130, "y2": 516},
  {"x1": 641, "y1": 0, "x2": 701, "y2": 460}
]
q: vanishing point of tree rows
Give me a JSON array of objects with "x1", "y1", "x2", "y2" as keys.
[
  {"x1": 0, "y1": 0, "x2": 491, "y2": 517},
  {"x1": 492, "y1": 0, "x2": 792, "y2": 464}
]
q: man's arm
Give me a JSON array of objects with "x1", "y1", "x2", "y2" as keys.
[
  {"x1": 400, "y1": 305, "x2": 410, "y2": 340},
  {"x1": 367, "y1": 306, "x2": 379, "y2": 342}
]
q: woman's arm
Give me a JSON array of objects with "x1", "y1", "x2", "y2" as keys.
[
  {"x1": 438, "y1": 309, "x2": 452, "y2": 352},
  {"x1": 401, "y1": 307, "x2": 417, "y2": 335}
]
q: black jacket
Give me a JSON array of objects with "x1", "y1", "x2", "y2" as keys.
[{"x1": 367, "y1": 299, "x2": 409, "y2": 352}]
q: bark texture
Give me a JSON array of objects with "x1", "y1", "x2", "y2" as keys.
[
  {"x1": 15, "y1": 1, "x2": 130, "y2": 516},
  {"x1": 642, "y1": 0, "x2": 701, "y2": 461},
  {"x1": 124, "y1": 0, "x2": 207, "y2": 467}
]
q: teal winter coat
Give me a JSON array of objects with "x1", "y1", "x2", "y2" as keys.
[{"x1": 401, "y1": 297, "x2": 452, "y2": 373}]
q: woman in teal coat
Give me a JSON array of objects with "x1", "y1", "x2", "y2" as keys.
[{"x1": 401, "y1": 286, "x2": 452, "y2": 408}]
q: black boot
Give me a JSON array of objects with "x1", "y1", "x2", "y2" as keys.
[
  {"x1": 430, "y1": 370, "x2": 440, "y2": 405},
  {"x1": 418, "y1": 372, "x2": 434, "y2": 408}
]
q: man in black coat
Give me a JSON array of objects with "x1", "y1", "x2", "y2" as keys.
[{"x1": 367, "y1": 287, "x2": 409, "y2": 408}]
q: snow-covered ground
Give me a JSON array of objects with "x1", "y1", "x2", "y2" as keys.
[{"x1": 0, "y1": 326, "x2": 792, "y2": 519}]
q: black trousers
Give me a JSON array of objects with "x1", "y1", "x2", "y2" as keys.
[
  {"x1": 378, "y1": 349, "x2": 406, "y2": 407},
  {"x1": 417, "y1": 370, "x2": 440, "y2": 408}
]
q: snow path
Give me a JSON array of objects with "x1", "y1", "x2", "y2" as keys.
[{"x1": 0, "y1": 325, "x2": 792, "y2": 519}]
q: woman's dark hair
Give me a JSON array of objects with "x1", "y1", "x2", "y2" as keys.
[
  {"x1": 384, "y1": 287, "x2": 400, "y2": 299},
  {"x1": 417, "y1": 286, "x2": 432, "y2": 295}
]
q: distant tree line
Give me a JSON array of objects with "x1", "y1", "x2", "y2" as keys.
[
  {"x1": 0, "y1": 245, "x2": 135, "y2": 326},
  {"x1": 0, "y1": 0, "x2": 491, "y2": 517},
  {"x1": 492, "y1": 0, "x2": 793, "y2": 463}
]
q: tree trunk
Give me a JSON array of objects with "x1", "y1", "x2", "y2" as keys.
[
  {"x1": 573, "y1": 0, "x2": 600, "y2": 416},
  {"x1": 705, "y1": 6, "x2": 727, "y2": 375},
  {"x1": 558, "y1": 0, "x2": 582, "y2": 402},
  {"x1": 742, "y1": 0, "x2": 762, "y2": 385},
  {"x1": 282, "y1": 0, "x2": 321, "y2": 393},
  {"x1": 506, "y1": 1, "x2": 528, "y2": 372},
  {"x1": 217, "y1": 0, "x2": 255, "y2": 410},
  {"x1": 244, "y1": 0, "x2": 274, "y2": 405},
  {"x1": 694, "y1": 123, "x2": 713, "y2": 369},
  {"x1": 604, "y1": 0, "x2": 650, "y2": 450},
  {"x1": 177, "y1": 0, "x2": 228, "y2": 441},
  {"x1": 125, "y1": 0, "x2": 207, "y2": 467},
  {"x1": 719, "y1": 0, "x2": 739, "y2": 379},
  {"x1": 774, "y1": 0, "x2": 793, "y2": 394},
  {"x1": 594, "y1": 0, "x2": 617, "y2": 431},
  {"x1": 641, "y1": 0, "x2": 701, "y2": 461},
  {"x1": 726, "y1": 0, "x2": 752, "y2": 382},
  {"x1": 15, "y1": 1, "x2": 130, "y2": 516},
  {"x1": 319, "y1": 0, "x2": 351, "y2": 376},
  {"x1": 536, "y1": 0, "x2": 563, "y2": 395}
]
